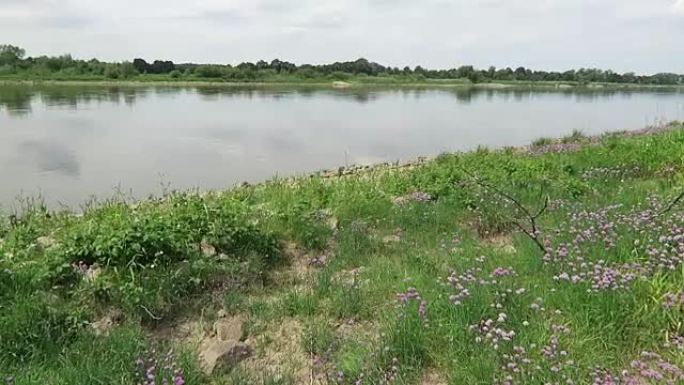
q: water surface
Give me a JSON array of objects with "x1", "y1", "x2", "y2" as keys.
[{"x1": 1, "y1": 85, "x2": 683, "y2": 208}]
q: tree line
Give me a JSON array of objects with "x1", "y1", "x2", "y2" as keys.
[{"x1": 1, "y1": 44, "x2": 682, "y2": 85}]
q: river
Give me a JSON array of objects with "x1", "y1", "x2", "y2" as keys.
[{"x1": 1, "y1": 84, "x2": 683, "y2": 208}]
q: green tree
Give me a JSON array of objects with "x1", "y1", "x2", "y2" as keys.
[
  {"x1": 0, "y1": 44, "x2": 26, "y2": 65},
  {"x1": 120, "y1": 62, "x2": 138, "y2": 78},
  {"x1": 104, "y1": 64, "x2": 121, "y2": 79}
]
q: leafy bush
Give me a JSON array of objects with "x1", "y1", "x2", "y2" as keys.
[{"x1": 59, "y1": 194, "x2": 280, "y2": 267}]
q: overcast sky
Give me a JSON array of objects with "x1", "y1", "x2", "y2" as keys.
[{"x1": 1, "y1": 0, "x2": 683, "y2": 74}]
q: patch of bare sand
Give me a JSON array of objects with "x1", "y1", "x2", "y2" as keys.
[
  {"x1": 241, "y1": 317, "x2": 313, "y2": 384},
  {"x1": 420, "y1": 369, "x2": 448, "y2": 385}
]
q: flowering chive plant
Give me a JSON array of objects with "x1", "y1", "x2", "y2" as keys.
[{"x1": 134, "y1": 349, "x2": 186, "y2": 385}]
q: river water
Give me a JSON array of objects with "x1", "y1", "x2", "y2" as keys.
[{"x1": 1, "y1": 85, "x2": 683, "y2": 208}]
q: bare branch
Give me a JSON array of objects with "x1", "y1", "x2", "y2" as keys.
[
  {"x1": 532, "y1": 196, "x2": 549, "y2": 220},
  {"x1": 512, "y1": 221, "x2": 547, "y2": 253},
  {"x1": 661, "y1": 190, "x2": 684, "y2": 215},
  {"x1": 471, "y1": 177, "x2": 535, "y2": 220},
  {"x1": 461, "y1": 168, "x2": 549, "y2": 254}
]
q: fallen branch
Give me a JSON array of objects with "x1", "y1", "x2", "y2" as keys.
[{"x1": 140, "y1": 305, "x2": 162, "y2": 320}]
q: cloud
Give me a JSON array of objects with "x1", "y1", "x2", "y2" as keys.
[
  {"x1": 674, "y1": 0, "x2": 684, "y2": 14},
  {"x1": 0, "y1": 0, "x2": 682, "y2": 73},
  {"x1": 40, "y1": 15, "x2": 91, "y2": 28}
]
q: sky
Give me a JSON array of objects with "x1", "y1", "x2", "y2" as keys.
[{"x1": 1, "y1": 0, "x2": 683, "y2": 74}]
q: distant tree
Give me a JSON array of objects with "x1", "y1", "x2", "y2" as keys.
[
  {"x1": 329, "y1": 71, "x2": 351, "y2": 81},
  {"x1": 133, "y1": 58, "x2": 150, "y2": 73},
  {"x1": 1, "y1": 45, "x2": 681, "y2": 86},
  {"x1": 36, "y1": 54, "x2": 73, "y2": 72},
  {"x1": 561, "y1": 70, "x2": 576, "y2": 81},
  {"x1": 195, "y1": 65, "x2": 224, "y2": 78},
  {"x1": 651, "y1": 73, "x2": 680, "y2": 85},
  {"x1": 622, "y1": 72, "x2": 636, "y2": 84},
  {"x1": 455, "y1": 65, "x2": 475, "y2": 79},
  {"x1": 514, "y1": 66, "x2": 528, "y2": 80},
  {"x1": 120, "y1": 62, "x2": 138, "y2": 78},
  {"x1": 104, "y1": 64, "x2": 121, "y2": 79},
  {"x1": 237, "y1": 62, "x2": 256, "y2": 71},
  {"x1": 150, "y1": 60, "x2": 175, "y2": 74},
  {"x1": 295, "y1": 67, "x2": 318, "y2": 79},
  {"x1": 0, "y1": 44, "x2": 25, "y2": 65}
]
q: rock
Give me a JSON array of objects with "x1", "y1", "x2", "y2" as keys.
[
  {"x1": 392, "y1": 196, "x2": 409, "y2": 206},
  {"x1": 200, "y1": 242, "x2": 217, "y2": 257},
  {"x1": 326, "y1": 217, "x2": 339, "y2": 231},
  {"x1": 199, "y1": 339, "x2": 252, "y2": 375},
  {"x1": 85, "y1": 265, "x2": 102, "y2": 281},
  {"x1": 90, "y1": 317, "x2": 114, "y2": 335},
  {"x1": 213, "y1": 317, "x2": 244, "y2": 341},
  {"x1": 316, "y1": 209, "x2": 339, "y2": 230},
  {"x1": 36, "y1": 236, "x2": 56, "y2": 249},
  {"x1": 90, "y1": 309, "x2": 123, "y2": 336},
  {"x1": 382, "y1": 234, "x2": 402, "y2": 243}
]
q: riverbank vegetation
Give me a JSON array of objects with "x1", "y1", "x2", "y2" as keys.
[
  {"x1": 1, "y1": 44, "x2": 682, "y2": 87},
  {"x1": 1, "y1": 122, "x2": 683, "y2": 384}
]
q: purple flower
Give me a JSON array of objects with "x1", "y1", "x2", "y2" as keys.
[
  {"x1": 491, "y1": 267, "x2": 515, "y2": 278},
  {"x1": 418, "y1": 299, "x2": 428, "y2": 321}
]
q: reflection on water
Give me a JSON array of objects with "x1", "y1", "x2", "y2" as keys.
[
  {"x1": 1, "y1": 84, "x2": 683, "y2": 207},
  {"x1": 18, "y1": 140, "x2": 80, "y2": 177},
  {"x1": 4, "y1": 85, "x2": 682, "y2": 114}
]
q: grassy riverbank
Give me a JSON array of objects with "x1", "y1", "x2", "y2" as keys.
[
  {"x1": 1, "y1": 123, "x2": 684, "y2": 384},
  {"x1": 2, "y1": 76, "x2": 684, "y2": 91}
]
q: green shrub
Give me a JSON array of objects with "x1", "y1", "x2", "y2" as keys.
[
  {"x1": 532, "y1": 137, "x2": 554, "y2": 147},
  {"x1": 59, "y1": 195, "x2": 280, "y2": 267}
]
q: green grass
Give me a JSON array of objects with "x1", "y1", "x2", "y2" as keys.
[{"x1": 1, "y1": 122, "x2": 684, "y2": 384}]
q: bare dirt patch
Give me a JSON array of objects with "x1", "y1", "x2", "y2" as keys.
[
  {"x1": 420, "y1": 369, "x2": 448, "y2": 385},
  {"x1": 483, "y1": 233, "x2": 517, "y2": 254},
  {"x1": 148, "y1": 316, "x2": 206, "y2": 346},
  {"x1": 241, "y1": 317, "x2": 312, "y2": 384}
]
